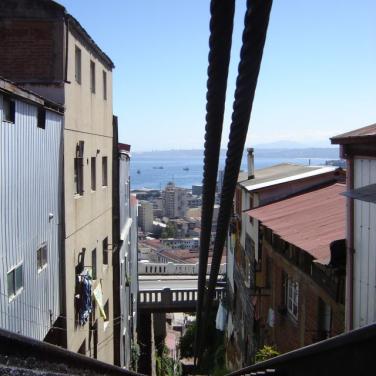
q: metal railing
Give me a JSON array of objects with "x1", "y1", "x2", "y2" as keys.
[
  {"x1": 138, "y1": 287, "x2": 225, "y2": 311},
  {"x1": 225, "y1": 322, "x2": 376, "y2": 376},
  {"x1": 138, "y1": 261, "x2": 227, "y2": 275}
]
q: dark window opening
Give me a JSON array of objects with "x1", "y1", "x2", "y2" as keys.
[
  {"x1": 103, "y1": 237, "x2": 108, "y2": 265},
  {"x1": 103, "y1": 70, "x2": 107, "y2": 100},
  {"x1": 91, "y1": 157, "x2": 96, "y2": 191},
  {"x1": 37, "y1": 107, "x2": 46, "y2": 129},
  {"x1": 92, "y1": 248, "x2": 97, "y2": 279},
  {"x1": 75, "y1": 46, "x2": 82, "y2": 84},
  {"x1": 3, "y1": 96, "x2": 15, "y2": 123},
  {"x1": 90, "y1": 61, "x2": 96, "y2": 93},
  {"x1": 74, "y1": 141, "x2": 84, "y2": 195},
  {"x1": 102, "y1": 156, "x2": 108, "y2": 186}
]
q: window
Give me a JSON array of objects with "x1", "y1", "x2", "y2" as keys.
[
  {"x1": 103, "y1": 299, "x2": 109, "y2": 330},
  {"x1": 3, "y1": 96, "x2": 15, "y2": 123},
  {"x1": 90, "y1": 60, "x2": 96, "y2": 93},
  {"x1": 7, "y1": 263, "x2": 23, "y2": 300},
  {"x1": 249, "y1": 195, "x2": 254, "y2": 224},
  {"x1": 103, "y1": 70, "x2": 107, "y2": 100},
  {"x1": 91, "y1": 157, "x2": 96, "y2": 191},
  {"x1": 103, "y1": 237, "x2": 108, "y2": 265},
  {"x1": 92, "y1": 248, "x2": 97, "y2": 279},
  {"x1": 37, "y1": 243, "x2": 48, "y2": 271},
  {"x1": 102, "y1": 156, "x2": 108, "y2": 186},
  {"x1": 37, "y1": 107, "x2": 46, "y2": 129},
  {"x1": 75, "y1": 46, "x2": 82, "y2": 84},
  {"x1": 286, "y1": 278, "x2": 299, "y2": 319},
  {"x1": 74, "y1": 141, "x2": 84, "y2": 195}
]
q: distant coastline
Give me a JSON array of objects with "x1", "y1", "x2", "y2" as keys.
[{"x1": 130, "y1": 147, "x2": 341, "y2": 190}]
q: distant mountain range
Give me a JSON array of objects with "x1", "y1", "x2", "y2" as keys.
[{"x1": 133, "y1": 146, "x2": 340, "y2": 159}]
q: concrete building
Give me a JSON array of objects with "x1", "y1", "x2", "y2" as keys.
[
  {"x1": 226, "y1": 148, "x2": 344, "y2": 368},
  {"x1": 331, "y1": 124, "x2": 376, "y2": 331},
  {"x1": 0, "y1": 1, "x2": 115, "y2": 362},
  {"x1": 138, "y1": 201, "x2": 154, "y2": 234},
  {"x1": 160, "y1": 238, "x2": 200, "y2": 250},
  {"x1": 112, "y1": 142, "x2": 138, "y2": 368},
  {"x1": 0, "y1": 78, "x2": 64, "y2": 342},
  {"x1": 162, "y1": 182, "x2": 188, "y2": 218}
]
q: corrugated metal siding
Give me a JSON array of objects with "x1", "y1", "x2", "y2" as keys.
[
  {"x1": 353, "y1": 158, "x2": 376, "y2": 328},
  {"x1": 0, "y1": 94, "x2": 63, "y2": 341}
]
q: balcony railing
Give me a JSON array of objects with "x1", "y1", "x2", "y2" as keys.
[{"x1": 225, "y1": 322, "x2": 376, "y2": 376}]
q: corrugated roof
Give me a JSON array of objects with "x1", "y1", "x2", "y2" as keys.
[
  {"x1": 247, "y1": 183, "x2": 346, "y2": 264},
  {"x1": 238, "y1": 163, "x2": 336, "y2": 192},
  {"x1": 331, "y1": 123, "x2": 376, "y2": 144}
]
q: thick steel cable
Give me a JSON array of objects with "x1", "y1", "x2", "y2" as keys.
[
  {"x1": 194, "y1": 0, "x2": 235, "y2": 363},
  {"x1": 199, "y1": 0, "x2": 273, "y2": 359}
]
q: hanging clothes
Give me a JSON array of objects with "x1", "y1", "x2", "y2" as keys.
[
  {"x1": 78, "y1": 274, "x2": 92, "y2": 326},
  {"x1": 216, "y1": 300, "x2": 228, "y2": 331}
]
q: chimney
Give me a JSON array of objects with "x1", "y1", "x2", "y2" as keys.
[{"x1": 247, "y1": 148, "x2": 255, "y2": 179}]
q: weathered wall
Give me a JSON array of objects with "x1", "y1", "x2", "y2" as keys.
[{"x1": 0, "y1": 93, "x2": 63, "y2": 341}]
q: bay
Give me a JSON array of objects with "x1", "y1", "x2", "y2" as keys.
[{"x1": 130, "y1": 148, "x2": 340, "y2": 190}]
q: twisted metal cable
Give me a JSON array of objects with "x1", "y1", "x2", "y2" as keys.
[
  {"x1": 200, "y1": 0, "x2": 273, "y2": 357},
  {"x1": 194, "y1": 0, "x2": 235, "y2": 363}
]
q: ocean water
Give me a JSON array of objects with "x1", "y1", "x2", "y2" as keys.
[{"x1": 130, "y1": 149, "x2": 339, "y2": 190}]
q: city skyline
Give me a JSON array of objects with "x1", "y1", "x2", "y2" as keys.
[{"x1": 45, "y1": 0, "x2": 376, "y2": 151}]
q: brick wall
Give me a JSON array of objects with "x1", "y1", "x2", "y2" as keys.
[
  {"x1": 255, "y1": 239, "x2": 345, "y2": 355},
  {"x1": 0, "y1": 19, "x2": 63, "y2": 82}
]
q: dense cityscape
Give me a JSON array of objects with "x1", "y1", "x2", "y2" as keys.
[{"x1": 0, "y1": 1, "x2": 375, "y2": 376}]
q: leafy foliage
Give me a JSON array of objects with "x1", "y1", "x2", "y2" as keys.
[{"x1": 255, "y1": 345, "x2": 280, "y2": 363}]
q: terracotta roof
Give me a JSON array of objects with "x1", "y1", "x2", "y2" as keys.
[
  {"x1": 331, "y1": 123, "x2": 376, "y2": 144},
  {"x1": 247, "y1": 183, "x2": 346, "y2": 264}
]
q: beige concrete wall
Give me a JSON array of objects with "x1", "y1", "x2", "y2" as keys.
[
  {"x1": 65, "y1": 212, "x2": 114, "y2": 363},
  {"x1": 63, "y1": 28, "x2": 114, "y2": 364}
]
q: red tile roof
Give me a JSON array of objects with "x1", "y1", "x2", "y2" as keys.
[{"x1": 247, "y1": 183, "x2": 346, "y2": 264}]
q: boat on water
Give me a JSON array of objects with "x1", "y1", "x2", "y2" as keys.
[
  {"x1": 153, "y1": 166, "x2": 164, "y2": 169},
  {"x1": 137, "y1": 169, "x2": 141, "y2": 174},
  {"x1": 183, "y1": 167, "x2": 189, "y2": 171}
]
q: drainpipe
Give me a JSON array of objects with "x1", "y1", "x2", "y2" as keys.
[{"x1": 346, "y1": 155, "x2": 354, "y2": 331}]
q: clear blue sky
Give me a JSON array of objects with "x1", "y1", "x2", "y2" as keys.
[{"x1": 58, "y1": 0, "x2": 376, "y2": 151}]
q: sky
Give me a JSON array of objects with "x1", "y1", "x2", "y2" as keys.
[{"x1": 58, "y1": 0, "x2": 376, "y2": 151}]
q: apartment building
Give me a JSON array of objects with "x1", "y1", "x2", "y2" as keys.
[
  {"x1": 138, "y1": 201, "x2": 154, "y2": 233},
  {"x1": 0, "y1": 78, "x2": 64, "y2": 341},
  {"x1": 331, "y1": 123, "x2": 376, "y2": 331},
  {"x1": 226, "y1": 148, "x2": 344, "y2": 368},
  {"x1": 162, "y1": 182, "x2": 188, "y2": 218},
  {"x1": 113, "y1": 142, "x2": 138, "y2": 368},
  {"x1": 0, "y1": 0, "x2": 115, "y2": 362}
]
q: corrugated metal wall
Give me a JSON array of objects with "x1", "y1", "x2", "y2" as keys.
[
  {"x1": 353, "y1": 157, "x2": 376, "y2": 328},
  {"x1": 0, "y1": 93, "x2": 63, "y2": 341}
]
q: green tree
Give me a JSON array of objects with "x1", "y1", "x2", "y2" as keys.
[
  {"x1": 161, "y1": 222, "x2": 177, "y2": 238},
  {"x1": 179, "y1": 322, "x2": 196, "y2": 358}
]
